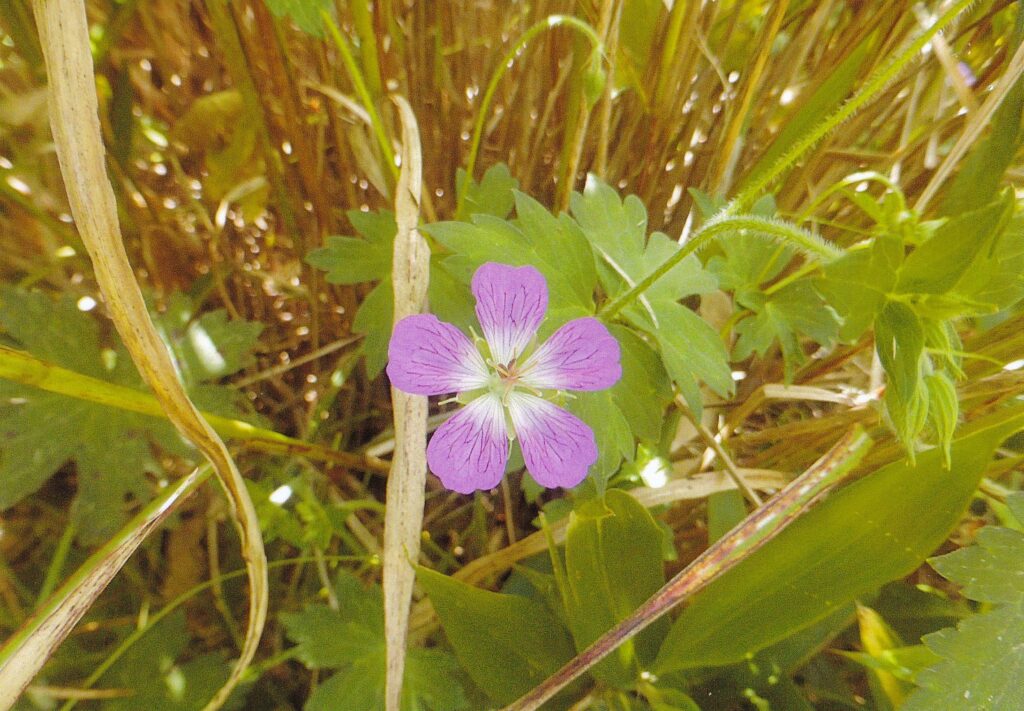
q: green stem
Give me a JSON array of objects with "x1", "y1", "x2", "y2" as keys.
[
  {"x1": 322, "y1": 11, "x2": 398, "y2": 185},
  {"x1": 458, "y1": 15, "x2": 603, "y2": 215},
  {"x1": 731, "y1": 0, "x2": 976, "y2": 212},
  {"x1": 0, "y1": 346, "x2": 390, "y2": 473},
  {"x1": 35, "y1": 523, "x2": 76, "y2": 606},
  {"x1": 600, "y1": 214, "x2": 842, "y2": 319}
]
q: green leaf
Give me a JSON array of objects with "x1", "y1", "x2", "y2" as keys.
[
  {"x1": 567, "y1": 390, "x2": 633, "y2": 491},
  {"x1": 456, "y1": 163, "x2": 519, "y2": 220},
  {"x1": 263, "y1": 0, "x2": 332, "y2": 37},
  {"x1": 417, "y1": 565, "x2": 576, "y2": 705},
  {"x1": 305, "y1": 210, "x2": 396, "y2": 284},
  {"x1": 99, "y1": 612, "x2": 242, "y2": 711},
  {"x1": 563, "y1": 490, "x2": 668, "y2": 687},
  {"x1": 513, "y1": 191, "x2": 597, "y2": 308},
  {"x1": 156, "y1": 293, "x2": 264, "y2": 381},
  {"x1": 650, "y1": 302, "x2": 733, "y2": 416},
  {"x1": 904, "y1": 527, "x2": 1024, "y2": 710},
  {"x1": 733, "y1": 281, "x2": 840, "y2": 379},
  {"x1": 424, "y1": 208, "x2": 596, "y2": 314},
  {"x1": 284, "y1": 571, "x2": 467, "y2": 711},
  {"x1": 569, "y1": 177, "x2": 729, "y2": 414},
  {"x1": 570, "y1": 179, "x2": 717, "y2": 305},
  {"x1": 948, "y1": 213, "x2": 1024, "y2": 312},
  {"x1": 817, "y1": 234, "x2": 901, "y2": 342},
  {"x1": 896, "y1": 192, "x2": 1014, "y2": 296},
  {"x1": 610, "y1": 326, "x2": 673, "y2": 443},
  {"x1": 652, "y1": 405, "x2": 1024, "y2": 673},
  {"x1": 0, "y1": 289, "x2": 262, "y2": 542},
  {"x1": 707, "y1": 231, "x2": 796, "y2": 292},
  {"x1": 352, "y1": 281, "x2": 394, "y2": 378}
]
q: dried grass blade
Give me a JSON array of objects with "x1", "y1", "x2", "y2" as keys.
[
  {"x1": 25, "y1": 3, "x2": 266, "y2": 710},
  {"x1": 0, "y1": 467, "x2": 210, "y2": 708},
  {"x1": 383, "y1": 95, "x2": 429, "y2": 711}
]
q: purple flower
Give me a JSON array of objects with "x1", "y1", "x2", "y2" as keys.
[{"x1": 387, "y1": 262, "x2": 622, "y2": 494}]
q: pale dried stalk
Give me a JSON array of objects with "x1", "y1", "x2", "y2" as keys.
[
  {"x1": 0, "y1": 467, "x2": 209, "y2": 709},
  {"x1": 20, "y1": 3, "x2": 267, "y2": 710},
  {"x1": 383, "y1": 95, "x2": 429, "y2": 711}
]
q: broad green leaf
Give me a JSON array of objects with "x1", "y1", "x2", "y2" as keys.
[
  {"x1": 896, "y1": 192, "x2": 1013, "y2": 296},
  {"x1": 306, "y1": 647, "x2": 466, "y2": 711},
  {"x1": 352, "y1": 281, "x2": 394, "y2": 378},
  {"x1": 707, "y1": 232, "x2": 796, "y2": 292},
  {"x1": 570, "y1": 179, "x2": 716, "y2": 304},
  {"x1": 263, "y1": 0, "x2": 332, "y2": 36},
  {"x1": 156, "y1": 293, "x2": 264, "y2": 382},
  {"x1": 949, "y1": 214, "x2": 1024, "y2": 312},
  {"x1": 0, "y1": 289, "x2": 262, "y2": 542},
  {"x1": 904, "y1": 527, "x2": 1024, "y2": 710},
  {"x1": 455, "y1": 163, "x2": 519, "y2": 220},
  {"x1": 563, "y1": 490, "x2": 668, "y2": 687},
  {"x1": 417, "y1": 565, "x2": 576, "y2": 705},
  {"x1": 283, "y1": 571, "x2": 467, "y2": 711},
  {"x1": 652, "y1": 405, "x2": 1024, "y2": 673}
]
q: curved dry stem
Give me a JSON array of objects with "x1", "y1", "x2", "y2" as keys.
[{"x1": 21, "y1": 3, "x2": 267, "y2": 710}]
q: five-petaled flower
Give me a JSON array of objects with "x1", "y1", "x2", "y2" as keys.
[{"x1": 386, "y1": 262, "x2": 622, "y2": 493}]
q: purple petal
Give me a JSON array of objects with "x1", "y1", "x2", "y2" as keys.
[
  {"x1": 427, "y1": 394, "x2": 510, "y2": 493},
  {"x1": 386, "y1": 314, "x2": 489, "y2": 395},
  {"x1": 507, "y1": 393, "x2": 597, "y2": 489},
  {"x1": 472, "y1": 262, "x2": 548, "y2": 366},
  {"x1": 520, "y1": 317, "x2": 622, "y2": 391}
]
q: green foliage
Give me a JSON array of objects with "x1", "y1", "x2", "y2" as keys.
[
  {"x1": 455, "y1": 163, "x2": 519, "y2": 220},
  {"x1": 560, "y1": 490, "x2": 668, "y2": 686},
  {"x1": 283, "y1": 571, "x2": 467, "y2": 711},
  {"x1": 417, "y1": 566, "x2": 575, "y2": 705},
  {"x1": 816, "y1": 191, "x2": 1019, "y2": 458},
  {"x1": 0, "y1": 288, "x2": 263, "y2": 542},
  {"x1": 99, "y1": 611, "x2": 242, "y2": 711},
  {"x1": 904, "y1": 527, "x2": 1024, "y2": 710},
  {"x1": 652, "y1": 406, "x2": 1024, "y2": 672},
  {"x1": 570, "y1": 177, "x2": 731, "y2": 416}
]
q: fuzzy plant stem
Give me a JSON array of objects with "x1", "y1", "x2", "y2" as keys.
[{"x1": 600, "y1": 214, "x2": 842, "y2": 320}]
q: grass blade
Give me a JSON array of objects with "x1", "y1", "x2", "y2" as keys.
[{"x1": 28, "y1": 2, "x2": 266, "y2": 709}]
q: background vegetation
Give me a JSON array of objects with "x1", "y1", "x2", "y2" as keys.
[{"x1": 2, "y1": 0, "x2": 1024, "y2": 709}]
